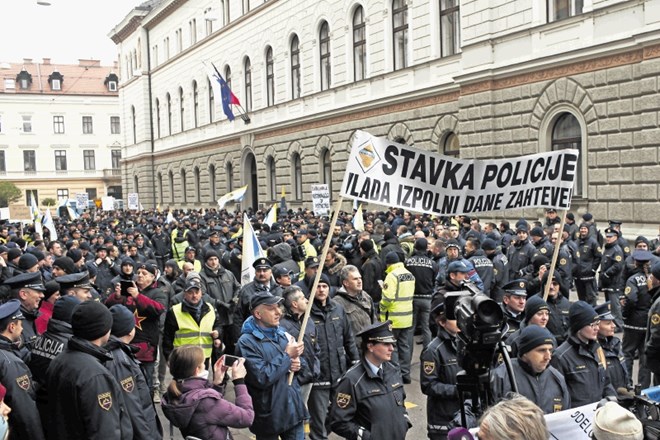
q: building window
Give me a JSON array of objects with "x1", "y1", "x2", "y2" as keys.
[
  {"x1": 169, "y1": 171, "x2": 175, "y2": 203},
  {"x1": 134, "y1": 175, "x2": 139, "y2": 193},
  {"x1": 208, "y1": 79, "x2": 215, "y2": 122},
  {"x1": 153, "y1": 45, "x2": 159, "y2": 67},
  {"x1": 552, "y1": 112, "x2": 583, "y2": 196},
  {"x1": 194, "y1": 167, "x2": 201, "y2": 202},
  {"x1": 22, "y1": 115, "x2": 32, "y2": 133},
  {"x1": 190, "y1": 19, "x2": 197, "y2": 44},
  {"x1": 86, "y1": 188, "x2": 97, "y2": 200},
  {"x1": 105, "y1": 72, "x2": 119, "y2": 92},
  {"x1": 192, "y1": 81, "x2": 199, "y2": 128},
  {"x1": 24, "y1": 150, "x2": 36, "y2": 172},
  {"x1": 221, "y1": 0, "x2": 230, "y2": 26},
  {"x1": 167, "y1": 93, "x2": 172, "y2": 135},
  {"x1": 111, "y1": 149, "x2": 121, "y2": 169},
  {"x1": 266, "y1": 46, "x2": 275, "y2": 106},
  {"x1": 392, "y1": 0, "x2": 408, "y2": 70},
  {"x1": 51, "y1": 79, "x2": 61, "y2": 91},
  {"x1": 440, "y1": 0, "x2": 460, "y2": 56},
  {"x1": 57, "y1": 189, "x2": 69, "y2": 200},
  {"x1": 209, "y1": 165, "x2": 217, "y2": 201},
  {"x1": 111, "y1": 116, "x2": 121, "y2": 134},
  {"x1": 83, "y1": 150, "x2": 96, "y2": 170},
  {"x1": 548, "y1": 0, "x2": 583, "y2": 22},
  {"x1": 321, "y1": 149, "x2": 332, "y2": 196},
  {"x1": 165, "y1": 37, "x2": 170, "y2": 59},
  {"x1": 443, "y1": 132, "x2": 460, "y2": 157},
  {"x1": 157, "y1": 173, "x2": 164, "y2": 205},
  {"x1": 82, "y1": 116, "x2": 93, "y2": 134},
  {"x1": 291, "y1": 35, "x2": 301, "y2": 99},
  {"x1": 292, "y1": 153, "x2": 302, "y2": 200},
  {"x1": 205, "y1": 17, "x2": 213, "y2": 36},
  {"x1": 226, "y1": 163, "x2": 234, "y2": 192},
  {"x1": 155, "y1": 99, "x2": 161, "y2": 138},
  {"x1": 267, "y1": 157, "x2": 277, "y2": 201},
  {"x1": 0, "y1": 151, "x2": 5, "y2": 173},
  {"x1": 16, "y1": 70, "x2": 32, "y2": 89},
  {"x1": 55, "y1": 150, "x2": 67, "y2": 171},
  {"x1": 53, "y1": 115, "x2": 65, "y2": 134},
  {"x1": 25, "y1": 190, "x2": 38, "y2": 207},
  {"x1": 176, "y1": 29, "x2": 183, "y2": 53},
  {"x1": 181, "y1": 170, "x2": 187, "y2": 203},
  {"x1": 242, "y1": 0, "x2": 250, "y2": 14},
  {"x1": 319, "y1": 21, "x2": 331, "y2": 91},
  {"x1": 179, "y1": 87, "x2": 185, "y2": 131},
  {"x1": 353, "y1": 6, "x2": 366, "y2": 81},
  {"x1": 244, "y1": 57, "x2": 252, "y2": 112},
  {"x1": 225, "y1": 66, "x2": 232, "y2": 90},
  {"x1": 131, "y1": 106, "x2": 137, "y2": 144}
]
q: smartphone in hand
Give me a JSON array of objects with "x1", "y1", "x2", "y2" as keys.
[{"x1": 223, "y1": 355, "x2": 240, "y2": 367}]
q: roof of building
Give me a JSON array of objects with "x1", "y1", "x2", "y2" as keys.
[{"x1": 0, "y1": 58, "x2": 119, "y2": 96}]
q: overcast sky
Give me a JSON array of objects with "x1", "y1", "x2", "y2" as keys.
[{"x1": 0, "y1": 0, "x2": 143, "y2": 66}]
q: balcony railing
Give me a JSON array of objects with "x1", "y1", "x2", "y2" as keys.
[{"x1": 103, "y1": 168, "x2": 121, "y2": 178}]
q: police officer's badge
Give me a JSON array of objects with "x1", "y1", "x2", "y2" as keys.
[
  {"x1": 560, "y1": 258, "x2": 567, "y2": 266},
  {"x1": 493, "y1": 268, "x2": 498, "y2": 275},
  {"x1": 15, "y1": 374, "x2": 30, "y2": 391},
  {"x1": 625, "y1": 247, "x2": 630, "y2": 254},
  {"x1": 615, "y1": 255, "x2": 622, "y2": 262},
  {"x1": 423, "y1": 361, "x2": 435, "y2": 375},
  {"x1": 519, "y1": 281, "x2": 525, "y2": 289},
  {"x1": 336, "y1": 392, "x2": 351, "y2": 409},
  {"x1": 541, "y1": 248, "x2": 547, "y2": 254},
  {"x1": 388, "y1": 322, "x2": 393, "y2": 332},
  {"x1": 98, "y1": 392, "x2": 113, "y2": 411},
  {"x1": 652, "y1": 314, "x2": 660, "y2": 326},
  {"x1": 121, "y1": 376, "x2": 135, "y2": 393},
  {"x1": 625, "y1": 286, "x2": 631, "y2": 295}
]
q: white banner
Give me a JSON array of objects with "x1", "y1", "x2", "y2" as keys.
[
  {"x1": 127, "y1": 193, "x2": 139, "y2": 210},
  {"x1": 101, "y1": 196, "x2": 115, "y2": 211},
  {"x1": 75, "y1": 193, "x2": 88, "y2": 210},
  {"x1": 311, "y1": 184, "x2": 330, "y2": 216},
  {"x1": 340, "y1": 131, "x2": 579, "y2": 216},
  {"x1": 240, "y1": 213, "x2": 266, "y2": 286}
]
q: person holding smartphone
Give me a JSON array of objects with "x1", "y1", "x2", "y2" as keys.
[{"x1": 161, "y1": 346, "x2": 254, "y2": 440}]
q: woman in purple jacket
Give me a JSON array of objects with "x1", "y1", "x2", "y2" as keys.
[{"x1": 162, "y1": 346, "x2": 254, "y2": 440}]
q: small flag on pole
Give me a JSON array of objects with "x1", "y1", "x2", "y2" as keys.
[
  {"x1": 217, "y1": 185, "x2": 248, "y2": 210},
  {"x1": 42, "y1": 208, "x2": 57, "y2": 241},
  {"x1": 205, "y1": 61, "x2": 241, "y2": 122},
  {"x1": 264, "y1": 203, "x2": 277, "y2": 227},
  {"x1": 353, "y1": 204, "x2": 365, "y2": 231},
  {"x1": 240, "y1": 213, "x2": 265, "y2": 286}
]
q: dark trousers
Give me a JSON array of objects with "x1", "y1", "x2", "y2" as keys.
[
  {"x1": 140, "y1": 361, "x2": 156, "y2": 392},
  {"x1": 391, "y1": 327, "x2": 413, "y2": 381},
  {"x1": 575, "y1": 277, "x2": 598, "y2": 306},
  {"x1": 256, "y1": 422, "x2": 305, "y2": 440},
  {"x1": 413, "y1": 298, "x2": 432, "y2": 348},
  {"x1": 308, "y1": 387, "x2": 332, "y2": 440},
  {"x1": 605, "y1": 290, "x2": 624, "y2": 329},
  {"x1": 623, "y1": 328, "x2": 651, "y2": 388}
]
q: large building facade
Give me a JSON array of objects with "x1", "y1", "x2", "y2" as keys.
[
  {"x1": 0, "y1": 58, "x2": 122, "y2": 210},
  {"x1": 112, "y1": 0, "x2": 660, "y2": 234}
]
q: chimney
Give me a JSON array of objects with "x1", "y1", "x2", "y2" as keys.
[
  {"x1": 42, "y1": 58, "x2": 51, "y2": 65},
  {"x1": 79, "y1": 59, "x2": 101, "y2": 68},
  {"x1": 23, "y1": 58, "x2": 33, "y2": 64}
]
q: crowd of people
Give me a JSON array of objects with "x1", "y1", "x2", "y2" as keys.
[{"x1": 0, "y1": 204, "x2": 657, "y2": 439}]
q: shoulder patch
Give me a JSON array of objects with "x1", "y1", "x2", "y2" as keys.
[
  {"x1": 615, "y1": 255, "x2": 622, "y2": 262},
  {"x1": 652, "y1": 314, "x2": 660, "y2": 326},
  {"x1": 15, "y1": 374, "x2": 30, "y2": 391},
  {"x1": 98, "y1": 392, "x2": 113, "y2": 411},
  {"x1": 625, "y1": 286, "x2": 631, "y2": 295},
  {"x1": 624, "y1": 247, "x2": 630, "y2": 253},
  {"x1": 560, "y1": 258, "x2": 567, "y2": 266},
  {"x1": 597, "y1": 247, "x2": 602, "y2": 253},
  {"x1": 336, "y1": 392, "x2": 352, "y2": 409},
  {"x1": 553, "y1": 403, "x2": 563, "y2": 413},
  {"x1": 423, "y1": 361, "x2": 435, "y2": 375},
  {"x1": 120, "y1": 376, "x2": 135, "y2": 393},
  {"x1": 540, "y1": 248, "x2": 547, "y2": 254}
]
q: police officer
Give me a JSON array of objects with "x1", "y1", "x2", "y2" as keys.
[
  {"x1": 482, "y1": 238, "x2": 509, "y2": 303},
  {"x1": 405, "y1": 237, "x2": 438, "y2": 348},
  {"x1": 3, "y1": 271, "x2": 46, "y2": 358},
  {"x1": 56, "y1": 271, "x2": 93, "y2": 302},
  {"x1": 529, "y1": 226, "x2": 554, "y2": 260},
  {"x1": 329, "y1": 320, "x2": 411, "y2": 440},
  {"x1": 595, "y1": 302, "x2": 628, "y2": 392},
  {"x1": 501, "y1": 279, "x2": 528, "y2": 339},
  {"x1": 0, "y1": 299, "x2": 45, "y2": 439},
  {"x1": 506, "y1": 225, "x2": 535, "y2": 280},
  {"x1": 420, "y1": 297, "x2": 461, "y2": 440},
  {"x1": 644, "y1": 261, "x2": 660, "y2": 380},
  {"x1": 541, "y1": 271, "x2": 571, "y2": 345},
  {"x1": 550, "y1": 301, "x2": 616, "y2": 408},
  {"x1": 574, "y1": 223, "x2": 603, "y2": 306},
  {"x1": 608, "y1": 220, "x2": 631, "y2": 259},
  {"x1": 491, "y1": 325, "x2": 570, "y2": 414},
  {"x1": 599, "y1": 227, "x2": 625, "y2": 330}
]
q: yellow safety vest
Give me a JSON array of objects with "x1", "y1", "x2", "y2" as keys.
[
  {"x1": 172, "y1": 302, "x2": 216, "y2": 358},
  {"x1": 379, "y1": 262, "x2": 415, "y2": 328}
]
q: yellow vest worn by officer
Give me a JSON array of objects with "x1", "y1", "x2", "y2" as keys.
[
  {"x1": 171, "y1": 228, "x2": 190, "y2": 262},
  {"x1": 379, "y1": 258, "x2": 415, "y2": 329},
  {"x1": 297, "y1": 236, "x2": 318, "y2": 276},
  {"x1": 172, "y1": 302, "x2": 216, "y2": 358}
]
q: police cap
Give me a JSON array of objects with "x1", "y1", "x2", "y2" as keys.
[
  {"x1": 503, "y1": 279, "x2": 528, "y2": 297},
  {"x1": 357, "y1": 320, "x2": 397, "y2": 344},
  {"x1": 305, "y1": 256, "x2": 320, "y2": 269},
  {"x1": 3, "y1": 272, "x2": 46, "y2": 292},
  {"x1": 0, "y1": 300, "x2": 24, "y2": 323},
  {"x1": 595, "y1": 302, "x2": 616, "y2": 321},
  {"x1": 55, "y1": 272, "x2": 92, "y2": 290},
  {"x1": 447, "y1": 260, "x2": 470, "y2": 274},
  {"x1": 252, "y1": 257, "x2": 272, "y2": 270},
  {"x1": 250, "y1": 292, "x2": 283, "y2": 311}
]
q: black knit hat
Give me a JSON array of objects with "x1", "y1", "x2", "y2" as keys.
[
  {"x1": 72, "y1": 301, "x2": 113, "y2": 341},
  {"x1": 204, "y1": 250, "x2": 219, "y2": 261},
  {"x1": 109, "y1": 304, "x2": 135, "y2": 337},
  {"x1": 517, "y1": 325, "x2": 556, "y2": 357},
  {"x1": 52, "y1": 296, "x2": 81, "y2": 323},
  {"x1": 384, "y1": 252, "x2": 400, "y2": 265},
  {"x1": 569, "y1": 301, "x2": 599, "y2": 334},
  {"x1": 18, "y1": 253, "x2": 38, "y2": 271},
  {"x1": 524, "y1": 296, "x2": 549, "y2": 323},
  {"x1": 53, "y1": 256, "x2": 76, "y2": 275}
]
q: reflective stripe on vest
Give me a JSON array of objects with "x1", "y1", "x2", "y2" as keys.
[{"x1": 172, "y1": 303, "x2": 216, "y2": 358}]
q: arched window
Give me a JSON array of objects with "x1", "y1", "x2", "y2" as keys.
[
  {"x1": 291, "y1": 35, "x2": 301, "y2": 99},
  {"x1": 225, "y1": 66, "x2": 232, "y2": 90},
  {"x1": 209, "y1": 165, "x2": 217, "y2": 201},
  {"x1": 226, "y1": 162, "x2": 234, "y2": 192},
  {"x1": 552, "y1": 112, "x2": 583, "y2": 196},
  {"x1": 442, "y1": 132, "x2": 460, "y2": 157},
  {"x1": 181, "y1": 169, "x2": 187, "y2": 203},
  {"x1": 266, "y1": 46, "x2": 275, "y2": 106},
  {"x1": 319, "y1": 21, "x2": 331, "y2": 91},
  {"x1": 208, "y1": 78, "x2": 215, "y2": 122},
  {"x1": 321, "y1": 149, "x2": 332, "y2": 196},
  {"x1": 134, "y1": 175, "x2": 139, "y2": 193},
  {"x1": 244, "y1": 57, "x2": 252, "y2": 112},
  {"x1": 166, "y1": 93, "x2": 172, "y2": 135},
  {"x1": 267, "y1": 157, "x2": 277, "y2": 201},
  {"x1": 179, "y1": 87, "x2": 185, "y2": 131},
  {"x1": 131, "y1": 106, "x2": 137, "y2": 144},
  {"x1": 392, "y1": 0, "x2": 408, "y2": 70},
  {"x1": 155, "y1": 98, "x2": 161, "y2": 138},
  {"x1": 292, "y1": 153, "x2": 302, "y2": 200},
  {"x1": 194, "y1": 167, "x2": 201, "y2": 202},
  {"x1": 168, "y1": 171, "x2": 175, "y2": 203},
  {"x1": 353, "y1": 6, "x2": 366, "y2": 81},
  {"x1": 192, "y1": 81, "x2": 199, "y2": 128},
  {"x1": 158, "y1": 173, "x2": 163, "y2": 205},
  {"x1": 440, "y1": 0, "x2": 460, "y2": 56}
]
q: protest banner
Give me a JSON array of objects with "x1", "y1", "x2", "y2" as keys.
[
  {"x1": 102, "y1": 196, "x2": 115, "y2": 211},
  {"x1": 340, "y1": 130, "x2": 579, "y2": 216},
  {"x1": 127, "y1": 193, "x2": 140, "y2": 210},
  {"x1": 75, "y1": 193, "x2": 89, "y2": 210},
  {"x1": 311, "y1": 184, "x2": 330, "y2": 216}
]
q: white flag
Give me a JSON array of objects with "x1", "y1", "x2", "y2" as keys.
[
  {"x1": 240, "y1": 213, "x2": 265, "y2": 286},
  {"x1": 353, "y1": 203, "x2": 365, "y2": 231},
  {"x1": 165, "y1": 211, "x2": 175, "y2": 224},
  {"x1": 42, "y1": 208, "x2": 57, "y2": 241},
  {"x1": 217, "y1": 185, "x2": 248, "y2": 210},
  {"x1": 264, "y1": 203, "x2": 277, "y2": 227}
]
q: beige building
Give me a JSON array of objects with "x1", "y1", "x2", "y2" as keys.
[
  {"x1": 0, "y1": 58, "x2": 122, "y2": 212},
  {"x1": 112, "y1": 0, "x2": 660, "y2": 235}
]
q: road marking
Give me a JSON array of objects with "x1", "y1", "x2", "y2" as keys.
[{"x1": 404, "y1": 401, "x2": 418, "y2": 409}]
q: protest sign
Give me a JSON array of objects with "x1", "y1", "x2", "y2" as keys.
[
  {"x1": 101, "y1": 196, "x2": 115, "y2": 211},
  {"x1": 75, "y1": 193, "x2": 89, "y2": 210},
  {"x1": 127, "y1": 193, "x2": 140, "y2": 210},
  {"x1": 340, "y1": 131, "x2": 579, "y2": 216},
  {"x1": 311, "y1": 184, "x2": 330, "y2": 216}
]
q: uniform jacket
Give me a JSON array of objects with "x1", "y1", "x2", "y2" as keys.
[
  {"x1": 550, "y1": 335, "x2": 616, "y2": 408},
  {"x1": 199, "y1": 264, "x2": 240, "y2": 325},
  {"x1": 467, "y1": 249, "x2": 494, "y2": 297},
  {"x1": 598, "y1": 335, "x2": 628, "y2": 391},
  {"x1": 644, "y1": 286, "x2": 660, "y2": 375},
  {"x1": 46, "y1": 336, "x2": 133, "y2": 440},
  {"x1": 329, "y1": 358, "x2": 409, "y2": 440},
  {"x1": 435, "y1": 257, "x2": 484, "y2": 292},
  {"x1": 491, "y1": 358, "x2": 570, "y2": 414},
  {"x1": 235, "y1": 316, "x2": 308, "y2": 436},
  {"x1": 280, "y1": 309, "x2": 320, "y2": 385},
  {"x1": 380, "y1": 262, "x2": 415, "y2": 328},
  {"x1": 310, "y1": 298, "x2": 360, "y2": 388},
  {"x1": 404, "y1": 251, "x2": 437, "y2": 299},
  {"x1": 29, "y1": 318, "x2": 73, "y2": 386},
  {"x1": 419, "y1": 328, "x2": 461, "y2": 435},
  {"x1": 161, "y1": 377, "x2": 254, "y2": 440},
  {"x1": 599, "y1": 243, "x2": 624, "y2": 291},
  {"x1": 488, "y1": 249, "x2": 509, "y2": 302},
  {"x1": 0, "y1": 336, "x2": 45, "y2": 440},
  {"x1": 574, "y1": 236, "x2": 602, "y2": 279},
  {"x1": 545, "y1": 293, "x2": 571, "y2": 345},
  {"x1": 104, "y1": 336, "x2": 162, "y2": 440},
  {"x1": 332, "y1": 288, "x2": 377, "y2": 349},
  {"x1": 623, "y1": 272, "x2": 652, "y2": 329},
  {"x1": 506, "y1": 239, "x2": 535, "y2": 279},
  {"x1": 360, "y1": 249, "x2": 384, "y2": 303}
]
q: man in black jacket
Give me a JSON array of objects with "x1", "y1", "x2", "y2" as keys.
[
  {"x1": 574, "y1": 223, "x2": 602, "y2": 306},
  {"x1": 405, "y1": 237, "x2": 437, "y2": 348},
  {"x1": 358, "y1": 239, "x2": 383, "y2": 303}
]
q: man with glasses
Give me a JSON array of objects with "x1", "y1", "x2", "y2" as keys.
[{"x1": 550, "y1": 301, "x2": 616, "y2": 408}]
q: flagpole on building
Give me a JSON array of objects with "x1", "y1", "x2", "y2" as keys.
[
  {"x1": 288, "y1": 195, "x2": 344, "y2": 385},
  {"x1": 543, "y1": 210, "x2": 568, "y2": 302}
]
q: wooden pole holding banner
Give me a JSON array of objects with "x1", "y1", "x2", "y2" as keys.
[
  {"x1": 543, "y1": 210, "x2": 568, "y2": 302},
  {"x1": 288, "y1": 195, "x2": 344, "y2": 385}
]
